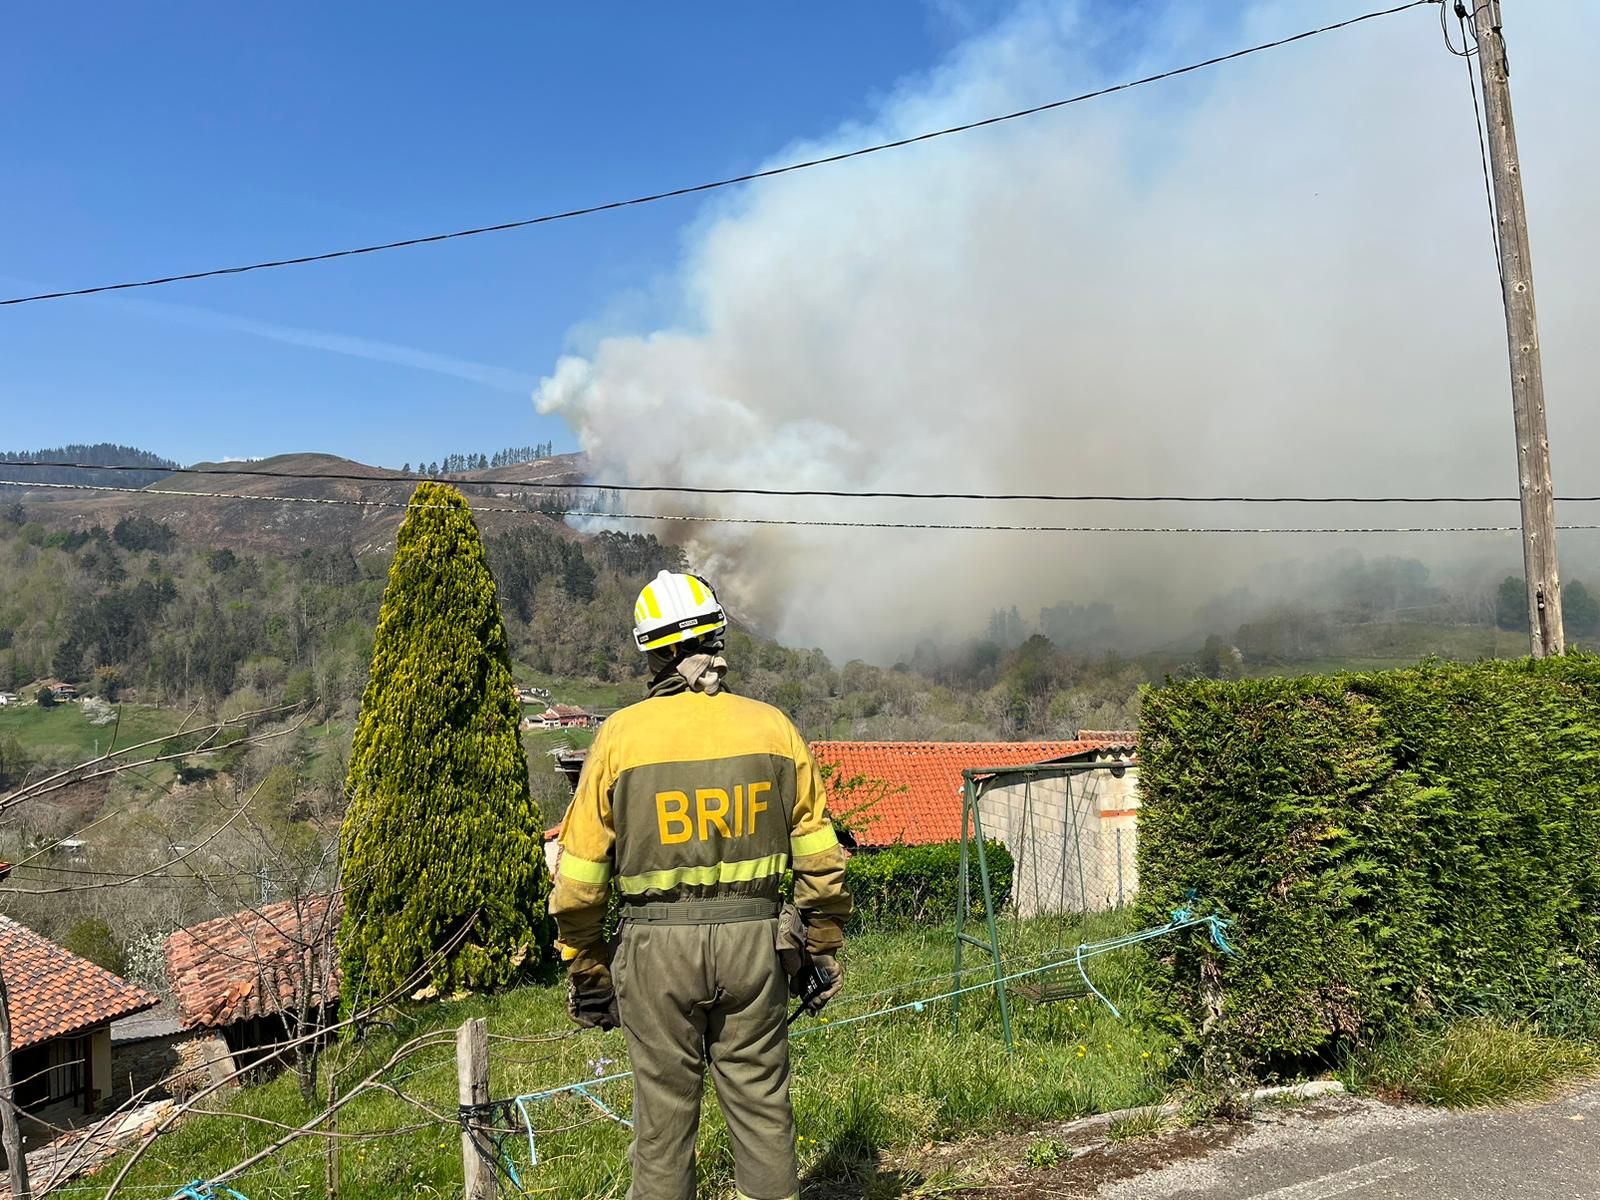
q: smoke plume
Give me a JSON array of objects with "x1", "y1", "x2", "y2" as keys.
[{"x1": 538, "y1": 0, "x2": 1600, "y2": 663}]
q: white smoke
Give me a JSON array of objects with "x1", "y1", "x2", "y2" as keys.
[{"x1": 538, "y1": 0, "x2": 1600, "y2": 662}]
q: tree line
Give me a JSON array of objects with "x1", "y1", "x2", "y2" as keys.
[
  {"x1": 399, "y1": 444, "x2": 557, "y2": 475},
  {"x1": 0, "y1": 442, "x2": 179, "y2": 488}
]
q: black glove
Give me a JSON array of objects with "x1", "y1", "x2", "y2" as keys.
[
  {"x1": 804, "y1": 952, "x2": 844, "y2": 1014},
  {"x1": 565, "y1": 958, "x2": 619, "y2": 1031}
]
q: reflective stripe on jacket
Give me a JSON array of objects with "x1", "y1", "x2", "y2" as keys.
[{"x1": 550, "y1": 690, "x2": 852, "y2": 961}]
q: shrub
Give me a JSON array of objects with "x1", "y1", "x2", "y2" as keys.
[
  {"x1": 844, "y1": 840, "x2": 1014, "y2": 931},
  {"x1": 338, "y1": 482, "x2": 551, "y2": 1003},
  {"x1": 1137, "y1": 655, "x2": 1600, "y2": 1066},
  {"x1": 63, "y1": 917, "x2": 127, "y2": 976}
]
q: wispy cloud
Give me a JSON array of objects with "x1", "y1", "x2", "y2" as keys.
[{"x1": 127, "y1": 298, "x2": 540, "y2": 393}]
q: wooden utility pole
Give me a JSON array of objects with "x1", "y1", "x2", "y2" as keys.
[
  {"x1": 1473, "y1": 0, "x2": 1563, "y2": 656},
  {"x1": 456, "y1": 1018, "x2": 495, "y2": 1200},
  {"x1": 0, "y1": 966, "x2": 33, "y2": 1200}
]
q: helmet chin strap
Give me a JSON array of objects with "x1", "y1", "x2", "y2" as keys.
[{"x1": 647, "y1": 638, "x2": 728, "y2": 698}]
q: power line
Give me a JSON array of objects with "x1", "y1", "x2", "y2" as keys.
[
  {"x1": 0, "y1": 0, "x2": 1438, "y2": 308},
  {"x1": 5, "y1": 476, "x2": 1595, "y2": 536},
  {"x1": 9, "y1": 458, "x2": 1600, "y2": 505}
]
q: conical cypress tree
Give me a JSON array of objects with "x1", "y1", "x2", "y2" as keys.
[{"x1": 338, "y1": 481, "x2": 549, "y2": 1003}]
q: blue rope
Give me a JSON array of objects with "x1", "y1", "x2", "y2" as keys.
[
  {"x1": 175, "y1": 1184, "x2": 249, "y2": 1200},
  {"x1": 1075, "y1": 940, "x2": 1121, "y2": 1018},
  {"x1": 572, "y1": 1083, "x2": 634, "y2": 1130}
]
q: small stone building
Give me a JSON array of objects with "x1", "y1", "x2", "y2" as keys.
[{"x1": 0, "y1": 914, "x2": 159, "y2": 1142}]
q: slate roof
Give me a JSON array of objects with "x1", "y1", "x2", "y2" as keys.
[
  {"x1": 0, "y1": 915, "x2": 159, "y2": 1050},
  {"x1": 809, "y1": 740, "x2": 1129, "y2": 847},
  {"x1": 165, "y1": 895, "x2": 342, "y2": 1030}
]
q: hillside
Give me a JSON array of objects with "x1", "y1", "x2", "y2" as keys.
[{"x1": 10, "y1": 450, "x2": 592, "y2": 556}]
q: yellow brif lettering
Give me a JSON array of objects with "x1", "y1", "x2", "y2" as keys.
[
  {"x1": 733, "y1": 784, "x2": 745, "y2": 837},
  {"x1": 697, "y1": 788, "x2": 732, "y2": 840},
  {"x1": 748, "y1": 780, "x2": 771, "y2": 835},
  {"x1": 657, "y1": 790, "x2": 692, "y2": 845}
]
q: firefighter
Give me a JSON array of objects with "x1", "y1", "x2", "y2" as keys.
[{"x1": 549, "y1": 570, "x2": 853, "y2": 1200}]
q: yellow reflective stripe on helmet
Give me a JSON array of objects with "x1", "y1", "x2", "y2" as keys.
[
  {"x1": 616, "y1": 853, "x2": 789, "y2": 895},
  {"x1": 639, "y1": 619, "x2": 726, "y2": 651},
  {"x1": 790, "y1": 826, "x2": 839, "y2": 859},
  {"x1": 558, "y1": 852, "x2": 612, "y2": 885},
  {"x1": 642, "y1": 586, "x2": 661, "y2": 619},
  {"x1": 686, "y1": 575, "x2": 707, "y2": 604}
]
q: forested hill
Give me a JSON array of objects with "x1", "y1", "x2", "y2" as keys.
[{"x1": 0, "y1": 443, "x2": 179, "y2": 488}]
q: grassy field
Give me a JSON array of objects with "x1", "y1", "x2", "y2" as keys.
[
  {"x1": 512, "y1": 667, "x2": 639, "y2": 712},
  {"x1": 521, "y1": 725, "x2": 596, "y2": 757},
  {"x1": 88, "y1": 913, "x2": 1175, "y2": 1200},
  {"x1": 0, "y1": 700, "x2": 189, "y2": 780}
]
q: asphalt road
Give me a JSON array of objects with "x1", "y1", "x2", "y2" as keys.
[{"x1": 1097, "y1": 1081, "x2": 1600, "y2": 1200}]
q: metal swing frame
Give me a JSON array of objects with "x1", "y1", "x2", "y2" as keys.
[{"x1": 950, "y1": 759, "x2": 1129, "y2": 1051}]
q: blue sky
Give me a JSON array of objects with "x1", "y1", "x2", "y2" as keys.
[{"x1": 1, "y1": 0, "x2": 1166, "y2": 468}]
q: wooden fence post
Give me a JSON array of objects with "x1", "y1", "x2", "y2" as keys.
[
  {"x1": 0, "y1": 965, "x2": 33, "y2": 1200},
  {"x1": 456, "y1": 1018, "x2": 495, "y2": 1200}
]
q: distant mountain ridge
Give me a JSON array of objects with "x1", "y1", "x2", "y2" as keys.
[
  {"x1": 0, "y1": 443, "x2": 179, "y2": 489},
  {"x1": 6, "y1": 449, "x2": 592, "y2": 555}
]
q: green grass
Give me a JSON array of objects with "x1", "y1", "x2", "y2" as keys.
[
  {"x1": 1106, "y1": 1106, "x2": 1168, "y2": 1142},
  {"x1": 0, "y1": 701, "x2": 188, "y2": 776},
  {"x1": 1344, "y1": 1017, "x2": 1597, "y2": 1108},
  {"x1": 521, "y1": 726, "x2": 596, "y2": 757},
  {"x1": 89, "y1": 914, "x2": 1176, "y2": 1200},
  {"x1": 512, "y1": 668, "x2": 638, "y2": 712}
]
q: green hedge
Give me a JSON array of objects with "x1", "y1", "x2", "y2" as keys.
[
  {"x1": 844, "y1": 840, "x2": 1014, "y2": 932},
  {"x1": 1136, "y1": 655, "x2": 1600, "y2": 1064}
]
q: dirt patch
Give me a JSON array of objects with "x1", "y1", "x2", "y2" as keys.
[
  {"x1": 803, "y1": 1095, "x2": 1371, "y2": 1199},
  {"x1": 941, "y1": 1123, "x2": 1245, "y2": 1199}
]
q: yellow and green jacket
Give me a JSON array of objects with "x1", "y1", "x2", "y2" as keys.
[{"x1": 550, "y1": 690, "x2": 852, "y2": 965}]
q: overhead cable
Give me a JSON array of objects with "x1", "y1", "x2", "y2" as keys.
[
  {"x1": 0, "y1": 0, "x2": 1437, "y2": 308},
  {"x1": 5, "y1": 476, "x2": 1593, "y2": 536},
  {"x1": 6, "y1": 458, "x2": 1597, "y2": 505}
]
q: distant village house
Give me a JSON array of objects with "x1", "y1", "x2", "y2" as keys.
[{"x1": 522, "y1": 704, "x2": 596, "y2": 731}]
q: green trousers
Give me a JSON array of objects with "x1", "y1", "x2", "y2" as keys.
[{"x1": 613, "y1": 917, "x2": 799, "y2": 1200}]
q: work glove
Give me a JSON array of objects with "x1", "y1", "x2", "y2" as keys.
[
  {"x1": 565, "y1": 956, "x2": 619, "y2": 1031},
  {"x1": 804, "y1": 952, "x2": 844, "y2": 1014}
]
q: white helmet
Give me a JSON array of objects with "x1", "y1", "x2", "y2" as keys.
[{"x1": 633, "y1": 570, "x2": 726, "y2": 653}]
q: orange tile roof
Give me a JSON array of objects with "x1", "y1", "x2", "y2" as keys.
[
  {"x1": 0, "y1": 915, "x2": 159, "y2": 1050},
  {"x1": 810, "y1": 740, "x2": 1124, "y2": 847},
  {"x1": 165, "y1": 895, "x2": 342, "y2": 1031}
]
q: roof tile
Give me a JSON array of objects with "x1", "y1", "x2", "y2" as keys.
[
  {"x1": 809, "y1": 740, "x2": 1126, "y2": 847},
  {"x1": 164, "y1": 896, "x2": 342, "y2": 1031},
  {"x1": 0, "y1": 916, "x2": 159, "y2": 1049}
]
